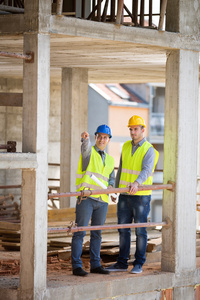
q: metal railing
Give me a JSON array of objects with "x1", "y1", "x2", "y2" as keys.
[
  {"x1": 48, "y1": 182, "x2": 174, "y2": 233},
  {"x1": 48, "y1": 217, "x2": 171, "y2": 233}
]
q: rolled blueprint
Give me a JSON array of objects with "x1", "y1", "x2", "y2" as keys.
[{"x1": 90, "y1": 174, "x2": 117, "y2": 199}]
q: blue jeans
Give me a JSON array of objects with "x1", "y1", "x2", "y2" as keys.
[
  {"x1": 117, "y1": 194, "x2": 151, "y2": 268},
  {"x1": 71, "y1": 197, "x2": 108, "y2": 270}
]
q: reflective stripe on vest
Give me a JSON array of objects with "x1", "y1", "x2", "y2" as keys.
[
  {"x1": 76, "y1": 146, "x2": 115, "y2": 203},
  {"x1": 119, "y1": 140, "x2": 159, "y2": 195},
  {"x1": 76, "y1": 170, "x2": 109, "y2": 182}
]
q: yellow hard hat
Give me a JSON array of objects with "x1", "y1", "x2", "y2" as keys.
[{"x1": 127, "y1": 115, "x2": 146, "y2": 128}]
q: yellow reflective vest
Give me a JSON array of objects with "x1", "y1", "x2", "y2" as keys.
[
  {"x1": 76, "y1": 146, "x2": 115, "y2": 203},
  {"x1": 119, "y1": 140, "x2": 159, "y2": 195}
]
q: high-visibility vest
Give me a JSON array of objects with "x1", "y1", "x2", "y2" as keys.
[
  {"x1": 119, "y1": 140, "x2": 159, "y2": 195},
  {"x1": 76, "y1": 146, "x2": 115, "y2": 203}
]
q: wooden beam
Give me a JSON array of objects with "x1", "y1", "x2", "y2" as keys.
[
  {"x1": 0, "y1": 92, "x2": 23, "y2": 106},
  {"x1": 116, "y1": 0, "x2": 124, "y2": 24}
]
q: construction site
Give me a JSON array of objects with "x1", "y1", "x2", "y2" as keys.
[{"x1": 0, "y1": 0, "x2": 200, "y2": 299}]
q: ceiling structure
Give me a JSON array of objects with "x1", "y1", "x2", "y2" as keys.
[
  {"x1": 0, "y1": 35, "x2": 166, "y2": 84},
  {"x1": 0, "y1": 16, "x2": 199, "y2": 84}
]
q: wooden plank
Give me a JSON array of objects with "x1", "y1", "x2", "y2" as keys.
[
  {"x1": 48, "y1": 221, "x2": 73, "y2": 227},
  {"x1": 100, "y1": 247, "x2": 119, "y2": 255},
  {"x1": 47, "y1": 233, "x2": 70, "y2": 238},
  {"x1": 47, "y1": 249, "x2": 71, "y2": 256},
  {"x1": 140, "y1": 0, "x2": 144, "y2": 26},
  {"x1": 132, "y1": 0, "x2": 138, "y2": 25},
  {"x1": 58, "y1": 251, "x2": 71, "y2": 260},
  {"x1": 97, "y1": 0, "x2": 101, "y2": 21},
  {"x1": 49, "y1": 241, "x2": 71, "y2": 247},
  {"x1": 48, "y1": 207, "x2": 75, "y2": 221},
  {"x1": 116, "y1": 0, "x2": 124, "y2": 24},
  {"x1": 110, "y1": 0, "x2": 115, "y2": 22},
  {"x1": 48, "y1": 205, "x2": 117, "y2": 222},
  {"x1": 0, "y1": 221, "x2": 21, "y2": 231},
  {"x1": 149, "y1": 0, "x2": 152, "y2": 26},
  {"x1": 0, "y1": 241, "x2": 20, "y2": 247},
  {"x1": 0, "y1": 92, "x2": 23, "y2": 106},
  {"x1": 147, "y1": 237, "x2": 162, "y2": 252},
  {"x1": 1, "y1": 237, "x2": 20, "y2": 242}
]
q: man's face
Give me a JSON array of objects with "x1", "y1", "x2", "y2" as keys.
[
  {"x1": 129, "y1": 125, "x2": 144, "y2": 143},
  {"x1": 95, "y1": 133, "x2": 110, "y2": 150}
]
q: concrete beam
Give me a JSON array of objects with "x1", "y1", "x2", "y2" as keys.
[
  {"x1": 0, "y1": 10, "x2": 200, "y2": 51},
  {"x1": 0, "y1": 14, "x2": 24, "y2": 34},
  {"x1": 162, "y1": 49, "x2": 199, "y2": 274},
  {"x1": 50, "y1": 16, "x2": 200, "y2": 52},
  {"x1": 60, "y1": 68, "x2": 88, "y2": 208},
  {"x1": 0, "y1": 92, "x2": 23, "y2": 106},
  {"x1": 20, "y1": 32, "x2": 50, "y2": 299},
  {"x1": 0, "y1": 153, "x2": 37, "y2": 169}
]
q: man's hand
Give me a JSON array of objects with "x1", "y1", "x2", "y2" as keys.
[
  {"x1": 128, "y1": 181, "x2": 139, "y2": 195},
  {"x1": 81, "y1": 131, "x2": 89, "y2": 140},
  {"x1": 108, "y1": 185, "x2": 117, "y2": 203}
]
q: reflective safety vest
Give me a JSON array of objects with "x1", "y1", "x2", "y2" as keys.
[
  {"x1": 76, "y1": 146, "x2": 115, "y2": 203},
  {"x1": 119, "y1": 140, "x2": 159, "y2": 195}
]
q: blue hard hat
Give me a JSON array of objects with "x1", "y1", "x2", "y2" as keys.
[{"x1": 95, "y1": 124, "x2": 112, "y2": 138}]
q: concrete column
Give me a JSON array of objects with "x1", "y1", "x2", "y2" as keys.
[
  {"x1": 166, "y1": 0, "x2": 200, "y2": 35},
  {"x1": 197, "y1": 84, "x2": 200, "y2": 229},
  {"x1": 162, "y1": 50, "x2": 199, "y2": 274},
  {"x1": 60, "y1": 68, "x2": 88, "y2": 208},
  {"x1": 20, "y1": 28, "x2": 50, "y2": 300}
]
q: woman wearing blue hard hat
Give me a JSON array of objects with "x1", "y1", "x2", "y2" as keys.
[{"x1": 71, "y1": 124, "x2": 115, "y2": 276}]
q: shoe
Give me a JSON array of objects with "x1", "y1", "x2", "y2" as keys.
[
  {"x1": 130, "y1": 265, "x2": 142, "y2": 274},
  {"x1": 73, "y1": 267, "x2": 88, "y2": 276},
  {"x1": 90, "y1": 266, "x2": 110, "y2": 274},
  {"x1": 106, "y1": 263, "x2": 128, "y2": 272}
]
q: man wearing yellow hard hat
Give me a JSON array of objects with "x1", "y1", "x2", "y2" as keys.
[{"x1": 107, "y1": 115, "x2": 159, "y2": 274}]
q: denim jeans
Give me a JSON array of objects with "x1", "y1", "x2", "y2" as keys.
[
  {"x1": 117, "y1": 194, "x2": 151, "y2": 268},
  {"x1": 71, "y1": 197, "x2": 108, "y2": 270}
]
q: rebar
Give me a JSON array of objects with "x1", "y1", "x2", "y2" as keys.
[
  {"x1": 0, "y1": 185, "x2": 21, "y2": 189},
  {"x1": 0, "y1": 51, "x2": 33, "y2": 62}
]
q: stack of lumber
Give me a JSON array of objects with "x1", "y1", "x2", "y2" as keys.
[
  {"x1": 47, "y1": 206, "x2": 164, "y2": 265},
  {"x1": 0, "y1": 221, "x2": 20, "y2": 250},
  {"x1": 1, "y1": 206, "x2": 200, "y2": 266},
  {"x1": 0, "y1": 194, "x2": 20, "y2": 222}
]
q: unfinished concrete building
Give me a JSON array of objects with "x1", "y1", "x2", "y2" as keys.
[{"x1": 0, "y1": 0, "x2": 200, "y2": 299}]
